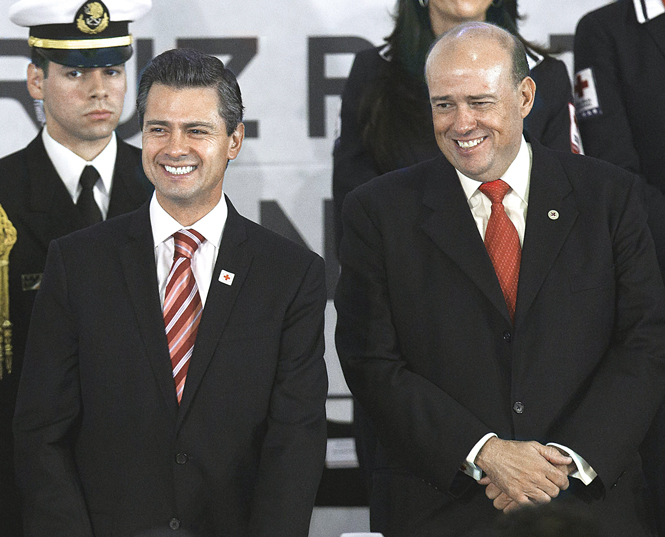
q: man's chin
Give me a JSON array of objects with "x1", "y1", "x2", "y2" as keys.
[{"x1": 80, "y1": 121, "x2": 119, "y2": 139}]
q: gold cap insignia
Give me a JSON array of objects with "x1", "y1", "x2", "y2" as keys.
[{"x1": 76, "y1": 1, "x2": 110, "y2": 35}]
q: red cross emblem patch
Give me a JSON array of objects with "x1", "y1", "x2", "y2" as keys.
[{"x1": 219, "y1": 270, "x2": 235, "y2": 286}]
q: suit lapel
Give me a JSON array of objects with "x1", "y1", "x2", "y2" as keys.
[
  {"x1": 177, "y1": 198, "x2": 252, "y2": 427},
  {"x1": 119, "y1": 203, "x2": 179, "y2": 418},
  {"x1": 419, "y1": 157, "x2": 511, "y2": 323},
  {"x1": 515, "y1": 141, "x2": 578, "y2": 323},
  {"x1": 25, "y1": 134, "x2": 87, "y2": 249}
]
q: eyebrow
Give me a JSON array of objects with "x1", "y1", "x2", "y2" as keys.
[
  {"x1": 467, "y1": 94, "x2": 496, "y2": 100},
  {"x1": 430, "y1": 94, "x2": 496, "y2": 102},
  {"x1": 144, "y1": 120, "x2": 217, "y2": 130}
]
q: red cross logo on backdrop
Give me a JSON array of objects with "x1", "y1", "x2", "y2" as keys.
[{"x1": 574, "y1": 75, "x2": 589, "y2": 99}]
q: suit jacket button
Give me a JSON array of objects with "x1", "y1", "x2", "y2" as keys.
[
  {"x1": 175, "y1": 453, "x2": 188, "y2": 465},
  {"x1": 169, "y1": 518, "x2": 181, "y2": 530},
  {"x1": 503, "y1": 331, "x2": 511, "y2": 342},
  {"x1": 513, "y1": 401, "x2": 524, "y2": 414}
]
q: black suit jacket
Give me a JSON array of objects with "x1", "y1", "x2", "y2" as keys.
[
  {"x1": 335, "y1": 140, "x2": 665, "y2": 537},
  {"x1": 0, "y1": 133, "x2": 151, "y2": 536},
  {"x1": 574, "y1": 0, "x2": 665, "y2": 191},
  {"x1": 13, "y1": 198, "x2": 328, "y2": 537}
]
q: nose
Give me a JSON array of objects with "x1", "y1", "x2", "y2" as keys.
[
  {"x1": 452, "y1": 105, "x2": 477, "y2": 135},
  {"x1": 88, "y1": 70, "x2": 108, "y2": 100},
  {"x1": 163, "y1": 130, "x2": 189, "y2": 159}
]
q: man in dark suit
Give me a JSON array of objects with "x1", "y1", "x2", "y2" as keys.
[
  {"x1": 335, "y1": 22, "x2": 665, "y2": 537},
  {"x1": 575, "y1": 5, "x2": 665, "y2": 534},
  {"x1": 0, "y1": 2, "x2": 152, "y2": 535},
  {"x1": 13, "y1": 47, "x2": 328, "y2": 537}
]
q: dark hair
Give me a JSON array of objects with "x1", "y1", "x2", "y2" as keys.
[
  {"x1": 359, "y1": 0, "x2": 546, "y2": 174},
  {"x1": 136, "y1": 48, "x2": 244, "y2": 135},
  {"x1": 31, "y1": 49, "x2": 50, "y2": 76},
  {"x1": 509, "y1": 33, "x2": 530, "y2": 86}
]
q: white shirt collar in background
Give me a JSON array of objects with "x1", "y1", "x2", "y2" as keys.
[
  {"x1": 633, "y1": 0, "x2": 665, "y2": 23},
  {"x1": 42, "y1": 126, "x2": 117, "y2": 218}
]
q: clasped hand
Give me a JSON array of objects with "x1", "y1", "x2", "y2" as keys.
[{"x1": 475, "y1": 437, "x2": 574, "y2": 513}]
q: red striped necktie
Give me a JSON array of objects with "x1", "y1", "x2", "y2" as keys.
[
  {"x1": 163, "y1": 229, "x2": 205, "y2": 404},
  {"x1": 478, "y1": 179, "x2": 521, "y2": 323}
]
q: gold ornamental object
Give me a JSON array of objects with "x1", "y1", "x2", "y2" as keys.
[
  {"x1": 0, "y1": 203, "x2": 16, "y2": 380},
  {"x1": 76, "y1": 2, "x2": 110, "y2": 35}
]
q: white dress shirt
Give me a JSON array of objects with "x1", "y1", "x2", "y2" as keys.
[
  {"x1": 457, "y1": 136, "x2": 597, "y2": 486},
  {"x1": 151, "y1": 194, "x2": 228, "y2": 308},
  {"x1": 42, "y1": 126, "x2": 117, "y2": 219},
  {"x1": 457, "y1": 135, "x2": 531, "y2": 245}
]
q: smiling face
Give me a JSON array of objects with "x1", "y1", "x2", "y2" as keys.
[
  {"x1": 426, "y1": 32, "x2": 535, "y2": 182},
  {"x1": 27, "y1": 62, "x2": 126, "y2": 159},
  {"x1": 141, "y1": 84, "x2": 244, "y2": 226}
]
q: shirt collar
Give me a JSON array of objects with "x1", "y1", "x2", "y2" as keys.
[
  {"x1": 150, "y1": 193, "x2": 228, "y2": 250},
  {"x1": 527, "y1": 51, "x2": 544, "y2": 70},
  {"x1": 456, "y1": 135, "x2": 532, "y2": 205},
  {"x1": 42, "y1": 126, "x2": 117, "y2": 197},
  {"x1": 633, "y1": 0, "x2": 665, "y2": 23}
]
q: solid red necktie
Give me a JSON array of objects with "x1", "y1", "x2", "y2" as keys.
[
  {"x1": 163, "y1": 229, "x2": 205, "y2": 404},
  {"x1": 479, "y1": 179, "x2": 521, "y2": 323}
]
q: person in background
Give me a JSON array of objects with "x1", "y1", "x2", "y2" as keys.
[
  {"x1": 333, "y1": 0, "x2": 578, "y2": 248},
  {"x1": 335, "y1": 22, "x2": 665, "y2": 536},
  {"x1": 0, "y1": 1, "x2": 152, "y2": 535},
  {"x1": 574, "y1": 0, "x2": 664, "y2": 194},
  {"x1": 575, "y1": 2, "x2": 665, "y2": 534}
]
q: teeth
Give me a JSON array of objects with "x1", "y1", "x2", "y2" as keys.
[
  {"x1": 164, "y1": 165, "x2": 195, "y2": 175},
  {"x1": 457, "y1": 138, "x2": 484, "y2": 148}
]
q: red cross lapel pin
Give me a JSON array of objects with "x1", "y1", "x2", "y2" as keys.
[{"x1": 219, "y1": 270, "x2": 235, "y2": 286}]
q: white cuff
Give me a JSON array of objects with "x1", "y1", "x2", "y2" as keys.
[
  {"x1": 461, "y1": 432, "x2": 497, "y2": 481},
  {"x1": 547, "y1": 442, "x2": 597, "y2": 485}
]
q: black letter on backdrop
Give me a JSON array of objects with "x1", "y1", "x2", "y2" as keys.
[
  {"x1": 308, "y1": 36, "x2": 372, "y2": 138},
  {"x1": 260, "y1": 200, "x2": 338, "y2": 300},
  {"x1": 178, "y1": 38, "x2": 259, "y2": 138}
]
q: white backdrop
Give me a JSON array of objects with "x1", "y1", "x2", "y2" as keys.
[{"x1": 0, "y1": 1, "x2": 610, "y2": 534}]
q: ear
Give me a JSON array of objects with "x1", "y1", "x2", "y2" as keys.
[
  {"x1": 27, "y1": 63, "x2": 46, "y2": 100},
  {"x1": 518, "y1": 76, "x2": 536, "y2": 119},
  {"x1": 227, "y1": 122, "x2": 245, "y2": 160}
]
